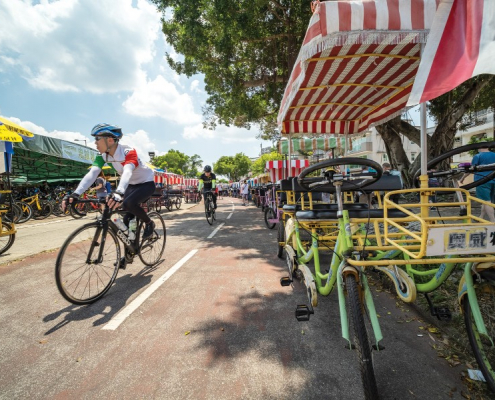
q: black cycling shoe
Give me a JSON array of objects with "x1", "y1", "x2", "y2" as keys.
[{"x1": 142, "y1": 221, "x2": 155, "y2": 241}]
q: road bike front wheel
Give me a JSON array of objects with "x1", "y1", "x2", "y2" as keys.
[
  {"x1": 463, "y1": 273, "x2": 495, "y2": 393},
  {"x1": 0, "y1": 222, "x2": 15, "y2": 255},
  {"x1": 264, "y1": 207, "x2": 276, "y2": 229},
  {"x1": 34, "y1": 201, "x2": 53, "y2": 220},
  {"x1": 175, "y1": 197, "x2": 182, "y2": 209},
  {"x1": 138, "y1": 212, "x2": 166, "y2": 266},
  {"x1": 55, "y1": 223, "x2": 120, "y2": 305},
  {"x1": 345, "y1": 274, "x2": 379, "y2": 400}
]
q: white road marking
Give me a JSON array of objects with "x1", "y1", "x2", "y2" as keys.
[
  {"x1": 16, "y1": 217, "x2": 88, "y2": 229},
  {"x1": 102, "y1": 249, "x2": 198, "y2": 331},
  {"x1": 207, "y1": 223, "x2": 225, "y2": 239},
  {"x1": 227, "y1": 213, "x2": 233, "y2": 219}
]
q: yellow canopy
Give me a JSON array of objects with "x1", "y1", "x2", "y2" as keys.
[{"x1": 0, "y1": 117, "x2": 35, "y2": 142}]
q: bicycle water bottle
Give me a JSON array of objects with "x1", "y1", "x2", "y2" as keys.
[
  {"x1": 128, "y1": 218, "x2": 137, "y2": 241},
  {"x1": 112, "y1": 217, "x2": 128, "y2": 233}
]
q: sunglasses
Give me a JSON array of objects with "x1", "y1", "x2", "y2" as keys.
[{"x1": 94, "y1": 136, "x2": 111, "y2": 142}]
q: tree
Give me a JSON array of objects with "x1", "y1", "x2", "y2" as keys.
[
  {"x1": 376, "y1": 75, "x2": 495, "y2": 187},
  {"x1": 214, "y1": 153, "x2": 252, "y2": 182},
  {"x1": 151, "y1": 149, "x2": 189, "y2": 175},
  {"x1": 151, "y1": 0, "x2": 311, "y2": 139},
  {"x1": 250, "y1": 151, "x2": 283, "y2": 176},
  {"x1": 187, "y1": 154, "x2": 203, "y2": 177}
]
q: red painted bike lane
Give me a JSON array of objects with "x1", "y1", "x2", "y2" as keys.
[{"x1": 0, "y1": 197, "x2": 468, "y2": 399}]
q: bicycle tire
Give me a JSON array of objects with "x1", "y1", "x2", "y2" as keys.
[
  {"x1": 16, "y1": 201, "x2": 33, "y2": 224},
  {"x1": 70, "y1": 202, "x2": 88, "y2": 219},
  {"x1": 345, "y1": 274, "x2": 379, "y2": 400},
  {"x1": 166, "y1": 200, "x2": 173, "y2": 211},
  {"x1": 55, "y1": 223, "x2": 120, "y2": 305},
  {"x1": 175, "y1": 197, "x2": 182, "y2": 209},
  {"x1": 41, "y1": 200, "x2": 53, "y2": 219},
  {"x1": 0, "y1": 222, "x2": 15, "y2": 255},
  {"x1": 138, "y1": 212, "x2": 166, "y2": 266},
  {"x1": 154, "y1": 200, "x2": 162, "y2": 213},
  {"x1": 264, "y1": 207, "x2": 276, "y2": 229},
  {"x1": 205, "y1": 198, "x2": 214, "y2": 225},
  {"x1": 277, "y1": 219, "x2": 284, "y2": 258},
  {"x1": 463, "y1": 274, "x2": 495, "y2": 393}
]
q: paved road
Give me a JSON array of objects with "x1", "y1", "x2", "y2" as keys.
[{"x1": 0, "y1": 197, "x2": 469, "y2": 399}]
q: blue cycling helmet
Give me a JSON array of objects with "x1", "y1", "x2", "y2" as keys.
[
  {"x1": 204, "y1": 165, "x2": 212, "y2": 172},
  {"x1": 91, "y1": 123, "x2": 123, "y2": 139}
]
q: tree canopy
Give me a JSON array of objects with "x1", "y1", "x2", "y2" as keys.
[
  {"x1": 151, "y1": 0, "x2": 311, "y2": 139},
  {"x1": 250, "y1": 151, "x2": 282, "y2": 176},
  {"x1": 213, "y1": 153, "x2": 252, "y2": 182},
  {"x1": 151, "y1": 149, "x2": 203, "y2": 177}
]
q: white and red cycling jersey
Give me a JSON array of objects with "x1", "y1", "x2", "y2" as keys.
[
  {"x1": 74, "y1": 144, "x2": 154, "y2": 196},
  {"x1": 92, "y1": 144, "x2": 154, "y2": 185}
]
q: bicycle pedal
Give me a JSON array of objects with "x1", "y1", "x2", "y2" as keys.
[
  {"x1": 432, "y1": 307, "x2": 452, "y2": 321},
  {"x1": 295, "y1": 304, "x2": 313, "y2": 322},
  {"x1": 280, "y1": 277, "x2": 292, "y2": 287},
  {"x1": 372, "y1": 344, "x2": 385, "y2": 351}
]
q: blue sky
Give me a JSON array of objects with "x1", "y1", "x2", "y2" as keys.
[{"x1": 0, "y1": 0, "x2": 272, "y2": 167}]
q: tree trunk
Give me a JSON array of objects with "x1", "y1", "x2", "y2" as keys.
[{"x1": 375, "y1": 116, "x2": 413, "y2": 187}]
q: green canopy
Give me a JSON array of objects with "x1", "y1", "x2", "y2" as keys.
[
  {"x1": 278, "y1": 136, "x2": 345, "y2": 155},
  {"x1": 11, "y1": 134, "x2": 99, "y2": 182}
]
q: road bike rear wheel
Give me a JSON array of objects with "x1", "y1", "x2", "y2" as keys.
[
  {"x1": 0, "y1": 222, "x2": 15, "y2": 255},
  {"x1": 205, "y1": 199, "x2": 214, "y2": 225},
  {"x1": 55, "y1": 223, "x2": 120, "y2": 304},
  {"x1": 175, "y1": 197, "x2": 182, "y2": 209},
  {"x1": 264, "y1": 207, "x2": 276, "y2": 229},
  {"x1": 138, "y1": 212, "x2": 166, "y2": 266},
  {"x1": 345, "y1": 274, "x2": 379, "y2": 400},
  {"x1": 463, "y1": 273, "x2": 495, "y2": 393}
]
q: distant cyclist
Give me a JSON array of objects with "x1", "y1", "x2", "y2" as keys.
[
  {"x1": 62, "y1": 123, "x2": 156, "y2": 239},
  {"x1": 198, "y1": 165, "x2": 217, "y2": 209}
]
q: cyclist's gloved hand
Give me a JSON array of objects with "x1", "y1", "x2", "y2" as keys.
[
  {"x1": 61, "y1": 193, "x2": 79, "y2": 211},
  {"x1": 107, "y1": 191, "x2": 124, "y2": 210}
]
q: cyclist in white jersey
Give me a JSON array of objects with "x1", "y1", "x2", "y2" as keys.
[{"x1": 63, "y1": 123, "x2": 156, "y2": 239}]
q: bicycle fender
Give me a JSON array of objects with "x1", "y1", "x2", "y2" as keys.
[
  {"x1": 300, "y1": 263, "x2": 318, "y2": 308},
  {"x1": 457, "y1": 262, "x2": 495, "y2": 309}
]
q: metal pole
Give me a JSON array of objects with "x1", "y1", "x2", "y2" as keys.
[
  {"x1": 420, "y1": 102, "x2": 428, "y2": 176},
  {"x1": 288, "y1": 134, "x2": 292, "y2": 178}
]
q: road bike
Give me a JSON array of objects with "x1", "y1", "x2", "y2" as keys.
[
  {"x1": 20, "y1": 191, "x2": 53, "y2": 220},
  {"x1": 55, "y1": 199, "x2": 166, "y2": 305},
  {"x1": 203, "y1": 189, "x2": 216, "y2": 225}
]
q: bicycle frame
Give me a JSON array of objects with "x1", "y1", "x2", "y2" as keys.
[{"x1": 284, "y1": 183, "x2": 383, "y2": 348}]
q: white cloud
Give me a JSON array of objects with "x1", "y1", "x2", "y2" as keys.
[
  {"x1": 190, "y1": 79, "x2": 201, "y2": 93},
  {"x1": 122, "y1": 75, "x2": 202, "y2": 125},
  {"x1": 120, "y1": 129, "x2": 164, "y2": 162},
  {"x1": 183, "y1": 123, "x2": 258, "y2": 144},
  {"x1": 170, "y1": 140, "x2": 177, "y2": 145},
  {"x1": 0, "y1": 0, "x2": 160, "y2": 93}
]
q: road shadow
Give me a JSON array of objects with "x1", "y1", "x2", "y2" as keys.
[{"x1": 43, "y1": 269, "x2": 153, "y2": 334}]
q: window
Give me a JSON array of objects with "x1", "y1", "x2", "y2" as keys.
[{"x1": 382, "y1": 154, "x2": 388, "y2": 162}]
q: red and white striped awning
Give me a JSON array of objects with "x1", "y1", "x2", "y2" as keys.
[
  {"x1": 265, "y1": 160, "x2": 310, "y2": 182},
  {"x1": 184, "y1": 178, "x2": 199, "y2": 187},
  {"x1": 277, "y1": 0, "x2": 440, "y2": 136}
]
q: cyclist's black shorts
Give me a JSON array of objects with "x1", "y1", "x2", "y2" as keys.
[{"x1": 123, "y1": 181, "x2": 156, "y2": 224}]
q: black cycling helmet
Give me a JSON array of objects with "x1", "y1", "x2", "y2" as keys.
[
  {"x1": 204, "y1": 165, "x2": 212, "y2": 172},
  {"x1": 91, "y1": 123, "x2": 123, "y2": 139}
]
